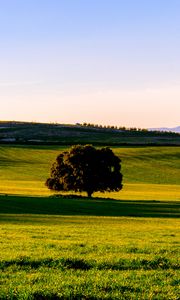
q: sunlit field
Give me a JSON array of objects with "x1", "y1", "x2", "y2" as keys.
[
  {"x1": 0, "y1": 215, "x2": 180, "y2": 299},
  {"x1": 0, "y1": 180, "x2": 180, "y2": 201},
  {"x1": 0, "y1": 145, "x2": 180, "y2": 200},
  {"x1": 0, "y1": 145, "x2": 180, "y2": 299}
]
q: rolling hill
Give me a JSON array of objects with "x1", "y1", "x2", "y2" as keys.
[{"x1": 0, "y1": 121, "x2": 179, "y2": 145}]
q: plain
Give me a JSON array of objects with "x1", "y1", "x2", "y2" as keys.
[{"x1": 0, "y1": 145, "x2": 180, "y2": 299}]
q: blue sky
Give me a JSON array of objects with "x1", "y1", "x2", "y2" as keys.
[{"x1": 0, "y1": 0, "x2": 180, "y2": 127}]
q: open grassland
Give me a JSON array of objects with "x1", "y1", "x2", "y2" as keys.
[
  {"x1": 0, "y1": 145, "x2": 180, "y2": 200},
  {"x1": 0, "y1": 214, "x2": 179, "y2": 299},
  {"x1": 0, "y1": 145, "x2": 180, "y2": 299}
]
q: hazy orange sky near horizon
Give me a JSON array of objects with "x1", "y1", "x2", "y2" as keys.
[{"x1": 0, "y1": 1, "x2": 180, "y2": 128}]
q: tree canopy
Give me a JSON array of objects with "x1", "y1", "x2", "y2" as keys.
[{"x1": 46, "y1": 145, "x2": 123, "y2": 197}]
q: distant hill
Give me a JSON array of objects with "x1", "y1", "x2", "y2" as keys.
[
  {"x1": 149, "y1": 126, "x2": 180, "y2": 133},
  {"x1": 0, "y1": 121, "x2": 179, "y2": 146}
]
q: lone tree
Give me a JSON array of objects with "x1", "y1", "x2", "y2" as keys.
[{"x1": 46, "y1": 145, "x2": 123, "y2": 197}]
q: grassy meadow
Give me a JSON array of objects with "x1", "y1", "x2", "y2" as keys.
[
  {"x1": 0, "y1": 144, "x2": 180, "y2": 299},
  {"x1": 0, "y1": 215, "x2": 180, "y2": 299},
  {"x1": 0, "y1": 145, "x2": 180, "y2": 200}
]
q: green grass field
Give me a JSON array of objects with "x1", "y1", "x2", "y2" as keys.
[
  {"x1": 0, "y1": 214, "x2": 179, "y2": 299},
  {"x1": 0, "y1": 145, "x2": 180, "y2": 200},
  {"x1": 0, "y1": 145, "x2": 180, "y2": 299}
]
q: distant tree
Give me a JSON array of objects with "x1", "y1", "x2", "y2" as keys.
[
  {"x1": 119, "y1": 126, "x2": 126, "y2": 131},
  {"x1": 46, "y1": 145, "x2": 123, "y2": 197}
]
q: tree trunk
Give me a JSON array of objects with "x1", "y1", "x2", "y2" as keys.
[{"x1": 87, "y1": 191, "x2": 92, "y2": 197}]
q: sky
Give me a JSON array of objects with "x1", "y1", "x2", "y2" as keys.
[{"x1": 0, "y1": 0, "x2": 180, "y2": 128}]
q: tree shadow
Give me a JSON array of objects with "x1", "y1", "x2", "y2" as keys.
[{"x1": 0, "y1": 194, "x2": 179, "y2": 218}]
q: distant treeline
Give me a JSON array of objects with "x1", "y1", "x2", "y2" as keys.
[
  {"x1": 77, "y1": 122, "x2": 178, "y2": 136},
  {"x1": 79, "y1": 122, "x2": 147, "y2": 131}
]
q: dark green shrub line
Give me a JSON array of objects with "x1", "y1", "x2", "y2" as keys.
[{"x1": 0, "y1": 257, "x2": 179, "y2": 271}]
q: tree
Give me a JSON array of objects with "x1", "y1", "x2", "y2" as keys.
[{"x1": 45, "y1": 145, "x2": 123, "y2": 197}]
